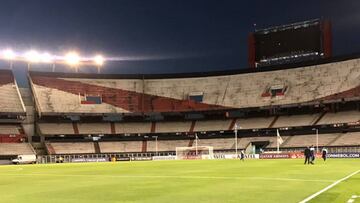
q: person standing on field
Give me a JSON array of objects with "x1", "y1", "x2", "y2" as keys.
[
  {"x1": 322, "y1": 148, "x2": 328, "y2": 161},
  {"x1": 240, "y1": 150, "x2": 245, "y2": 161},
  {"x1": 304, "y1": 146, "x2": 311, "y2": 164},
  {"x1": 309, "y1": 145, "x2": 315, "y2": 164}
]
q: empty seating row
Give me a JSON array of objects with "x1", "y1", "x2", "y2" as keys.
[
  {"x1": 317, "y1": 111, "x2": 360, "y2": 125},
  {"x1": 0, "y1": 125, "x2": 22, "y2": 134},
  {"x1": 329, "y1": 132, "x2": 360, "y2": 146},
  {"x1": 0, "y1": 85, "x2": 25, "y2": 114},
  {"x1": 273, "y1": 114, "x2": 320, "y2": 128},
  {"x1": 45, "y1": 131, "x2": 360, "y2": 154},
  {"x1": 48, "y1": 142, "x2": 95, "y2": 154},
  {"x1": 37, "y1": 110, "x2": 360, "y2": 136},
  {"x1": 99, "y1": 141, "x2": 142, "y2": 153},
  {"x1": 281, "y1": 133, "x2": 341, "y2": 148},
  {"x1": 0, "y1": 143, "x2": 35, "y2": 155}
]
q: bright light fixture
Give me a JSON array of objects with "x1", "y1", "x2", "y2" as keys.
[
  {"x1": 65, "y1": 52, "x2": 80, "y2": 66},
  {"x1": 94, "y1": 55, "x2": 104, "y2": 66},
  {"x1": 40, "y1": 52, "x2": 53, "y2": 63},
  {"x1": 25, "y1": 50, "x2": 41, "y2": 63},
  {"x1": 2, "y1": 49, "x2": 15, "y2": 60}
]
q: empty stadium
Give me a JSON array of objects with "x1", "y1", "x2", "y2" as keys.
[
  {"x1": 1, "y1": 2, "x2": 360, "y2": 203},
  {"x1": 17, "y1": 55, "x2": 360, "y2": 157},
  {"x1": 1, "y1": 51, "x2": 360, "y2": 202}
]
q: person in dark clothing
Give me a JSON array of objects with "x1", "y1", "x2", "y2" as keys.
[
  {"x1": 240, "y1": 150, "x2": 245, "y2": 161},
  {"x1": 304, "y1": 147, "x2": 311, "y2": 164},
  {"x1": 322, "y1": 148, "x2": 328, "y2": 161}
]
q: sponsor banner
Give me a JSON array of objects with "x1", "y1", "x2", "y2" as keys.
[
  {"x1": 214, "y1": 154, "x2": 226, "y2": 159},
  {"x1": 152, "y1": 156, "x2": 176, "y2": 161},
  {"x1": 260, "y1": 153, "x2": 291, "y2": 159},
  {"x1": 116, "y1": 157, "x2": 131, "y2": 161},
  {"x1": 72, "y1": 158, "x2": 108, "y2": 162},
  {"x1": 260, "y1": 152, "x2": 322, "y2": 159},
  {"x1": 182, "y1": 156, "x2": 201, "y2": 160},
  {"x1": 214, "y1": 154, "x2": 259, "y2": 159},
  {"x1": 131, "y1": 157, "x2": 153, "y2": 161},
  {"x1": 328, "y1": 153, "x2": 360, "y2": 158}
]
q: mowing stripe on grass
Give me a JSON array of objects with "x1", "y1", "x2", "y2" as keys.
[
  {"x1": 1, "y1": 173, "x2": 334, "y2": 183},
  {"x1": 299, "y1": 169, "x2": 360, "y2": 203}
]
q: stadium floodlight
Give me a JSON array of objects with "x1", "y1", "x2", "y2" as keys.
[
  {"x1": 2, "y1": 49, "x2": 16, "y2": 60},
  {"x1": 40, "y1": 52, "x2": 53, "y2": 63},
  {"x1": 65, "y1": 52, "x2": 80, "y2": 72},
  {"x1": 94, "y1": 55, "x2": 104, "y2": 66},
  {"x1": 94, "y1": 55, "x2": 104, "y2": 74},
  {"x1": 25, "y1": 50, "x2": 41, "y2": 63},
  {"x1": 65, "y1": 52, "x2": 80, "y2": 66},
  {"x1": 2, "y1": 49, "x2": 16, "y2": 69}
]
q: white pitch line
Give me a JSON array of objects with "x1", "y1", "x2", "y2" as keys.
[
  {"x1": 347, "y1": 195, "x2": 359, "y2": 203},
  {"x1": 299, "y1": 169, "x2": 360, "y2": 203},
  {"x1": 0, "y1": 173, "x2": 334, "y2": 183}
]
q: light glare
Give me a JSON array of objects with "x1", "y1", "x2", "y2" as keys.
[
  {"x1": 2, "y1": 49, "x2": 15, "y2": 60},
  {"x1": 65, "y1": 52, "x2": 80, "y2": 66},
  {"x1": 40, "y1": 53, "x2": 53, "y2": 63},
  {"x1": 94, "y1": 55, "x2": 104, "y2": 66},
  {"x1": 25, "y1": 50, "x2": 41, "y2": 63}
]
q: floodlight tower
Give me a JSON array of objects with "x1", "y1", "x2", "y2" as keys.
[
  {"x1": 2, "y1": 49, "x2": 16, "y2": 69},
  {"x1": 93, "y1": 55, "x2": 104, "y2": 74},
  {"x1": 65, "y1": 52, "x2": 80, "y2": 73}
]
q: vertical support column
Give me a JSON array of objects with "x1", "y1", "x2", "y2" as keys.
[
  {"x1": 151, "y1": 122, "x2": 156, "y2": 133},
  {"x1": 72, "y1": 122, "x2": 79, "y2": 134},
  {"x1": 142, "y1": 140, "x2": 147, "y2": 153},
  {"x1": 322, "y1": 20, "x2": 332, "y2": 58},
  {"x1": 40, "y1": 135, "x2": 45, "y2": 143},
  {"x1": 248, "y1": 33, "x2": 256, "y2": 68},
  {"x1": 110, "y1": 122, "x2": 116, "y2": 134},
  {"x1": 189, "y1": 120, "x2": 196, "y2": 133}
]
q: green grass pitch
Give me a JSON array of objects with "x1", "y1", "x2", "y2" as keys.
[{"x1": 0, "y1": 159, "x2": 359, "y2": 203}]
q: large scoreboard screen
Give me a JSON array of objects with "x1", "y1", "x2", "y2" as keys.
[{"x1": 248, "y1": 19, "x2": 331, "y2": 68}]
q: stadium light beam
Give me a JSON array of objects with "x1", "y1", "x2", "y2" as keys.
[
  {"x1": 40, "y1": 52, "x2": 53, "y2": 63},
  {"x1": 25, "y1": 50, "x2": 41, "y2": 71},
  {"x1": 2, "y1": 49, "x2": 16, "y2": 69},
  {"x1": 65, "y1": 52, "x2": 80, "y2": 72},
  {"x1": 40, "y1": 52, "x2": 56, "y2": 72},
  {"x1": 94, "y1": 55, "x2": 104, "y2": 66},
  {"x1": 2, "y1": 49, "x2": 16, "y2": 60},
  {"x1": 25, "y1": 50, "x2": 41, "y2": 63},
  {"x1": 94, "y1": 55, "x2": 104, "y2": 73}
]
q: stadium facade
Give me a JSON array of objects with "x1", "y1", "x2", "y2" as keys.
[{"x1": 1, "y1": 53, "x2": 360, "y2": 161}]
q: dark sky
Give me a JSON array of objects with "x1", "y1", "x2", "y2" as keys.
[{"x1": 0, "y1": 0, "x2": 360, "y2": 86}]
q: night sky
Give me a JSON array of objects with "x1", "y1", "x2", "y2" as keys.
[{"x1": 0, "y1": 0, "x2": 360, "y2": 86}]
